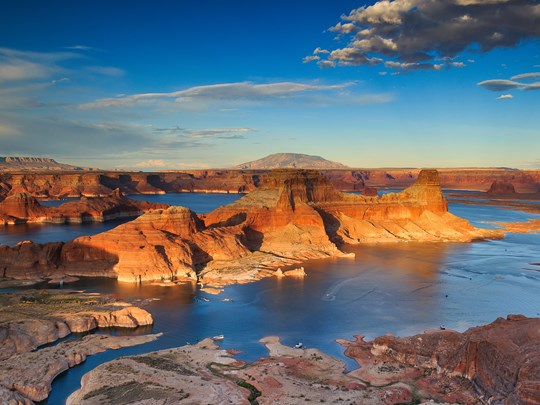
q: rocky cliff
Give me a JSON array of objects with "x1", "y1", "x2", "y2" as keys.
[
  {"x1": 0, "y1": 156, "x2": 95, "y2": 172},
  {"x1": 0, "y1": 188, "x2": 166, "y2": 225},
  {"x1": 343, "y1": 314, "x2": 540, "y2": 404},
  {"x1": 487, "y1": 180, "x2": 517, "y2": 195},
  {"x1": 67, "y1": 315, "x2": 540, "y2": 405},
  {"x1": 1, "y1": 167, "x2": 538, "y2": 200},
  {"x1": 0, "y1": 169, "x2": 502, "y2": 285},
  {"x1": 0, "y1": 290, "x2": 157, "y2": 403}
]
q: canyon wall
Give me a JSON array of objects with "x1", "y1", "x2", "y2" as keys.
[
  {"x1": 0, "y1": 169, "x2": 502, "y2": 285},
  {"x1": 0, "y1": 168, "x2": 538, "y2": 200}
]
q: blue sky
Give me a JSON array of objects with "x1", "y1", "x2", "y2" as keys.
[{"x1": 1, "y1": 0, "x2": 538, "y2": 169}]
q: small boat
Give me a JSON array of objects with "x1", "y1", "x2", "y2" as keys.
[
  {"x1": 212, "y1": 335, "x2": 225, "y2": 341},
  {"x1": 294, "y1": 342, "x2": 303, "y2": 349}
]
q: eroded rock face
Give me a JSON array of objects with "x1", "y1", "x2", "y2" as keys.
[
  {"x1": 1, "y1": 169, "x2": 502, "y2": 284},
  {"x1": 69, "y1": 317, "x2": 539, "y2": 405},
  {"x1": 1, "y1": 167, "x2": 539, "y2": 200},
  {"x1": 0, "y1": 188, "x2": 166, "y2": 225},
  {"x1": 487, "y1": 180, "x2": 517, "y2": 195},
  {"x1": 343, "y1": 315, "x2": 540, "y2": 404},
  {"x1": 0, "y1": 291, "x2": 157, "y2": 403}
]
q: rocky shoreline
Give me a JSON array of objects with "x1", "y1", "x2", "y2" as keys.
[
  {"x1": 0, "y1": 169, "x2": 503, "y2": 287},
  {"x1": 0, "y1": 290, "x2": 157, "y2": 403},
  {"x1": 67, "y1": 315, "x2": 540, "y2": 405}
]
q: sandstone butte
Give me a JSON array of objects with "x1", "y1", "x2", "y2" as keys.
[
  {"x1": 1, "y1": 167, "x2": 539, "y2": 200},
  {"x1": 0, "y1": 188, "x2": 166, "y2": 225},
  {"x1": 0, "y1": 290, "x2": 157, "y2": 403},
  {"x1": 0, "y1": 169, "x2": 503, "y2": 286},
  {"x1": 67, "y1": 315, "x2": 540, "y2": 405}
]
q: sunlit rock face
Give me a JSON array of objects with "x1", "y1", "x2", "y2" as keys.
[{"x1": 0, "y1": 169, "x2": 502, "y2": 284}]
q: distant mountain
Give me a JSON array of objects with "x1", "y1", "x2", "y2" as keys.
[
  {"x1": 0, "y1": 157, "x2": 96, "y2": 172},
  {"x1": 234, "y1": 153, "x2": 348, "y2": 170}
]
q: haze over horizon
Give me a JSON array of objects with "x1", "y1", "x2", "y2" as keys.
[{"x1": 1, "y1": 0, "x2": 538, "y2": 170}]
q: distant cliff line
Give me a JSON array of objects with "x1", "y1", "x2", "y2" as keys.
[{"x1": 0, "y1": 168, "x2": 539, "y2": 200}]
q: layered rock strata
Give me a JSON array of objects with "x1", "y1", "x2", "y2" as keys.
[
  {"x1": 0, "y1": 169, "x2": 502, "y2": 285},
  {"x1": 68, "y1": 316, "x2": 540, "y2": 405},
  {"x1": 1, "y1": 167, "x2": 539, "y2": 200},
  {"x1": 0, "y1": 188, "x2": 166, "y2": 225},
  {"x1": 0, "y1": 290, "x2": 157, "y2": 403}
]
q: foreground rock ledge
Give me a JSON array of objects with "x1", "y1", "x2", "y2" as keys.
[
  {"x1": 68, "y1": 315, "x2": 539, "y2": 405},
  {"x1": 1, "y1": 169, "x2": 503, "y2": 286},
  {"x1": 0, "y1": 290, "x2": 156, "y2": 403}
]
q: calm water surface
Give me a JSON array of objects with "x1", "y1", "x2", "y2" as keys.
[
  {"x1": 0, "y1": 193, "x2": 242, "y2": 246},
  {"x1": 0, "y1": 193, "x2": 539, "y2": 404}
]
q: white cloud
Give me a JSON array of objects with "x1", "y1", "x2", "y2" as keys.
[
  {"x1": 308, "y1": 0, "x2": 540, "y2": 71},
  {"x1": 510, "y1": 72, "x2": 540, "y2": 81},
  {"x1": 478, "y1": 76, "x2": 540, "y2": 91},
  {"x1": 78, "y1": 81, "x2": 354, "y2": 109},
  {"x1": 303, "y1": 55, "x2": 320, "y2": 63},
  {"x1": 496, "y1": 94, "x2": 513, "y2": 100}
]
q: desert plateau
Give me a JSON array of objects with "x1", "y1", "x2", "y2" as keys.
[{"x1": 2, "y1": 0, "x2": 540, "y2": 403}]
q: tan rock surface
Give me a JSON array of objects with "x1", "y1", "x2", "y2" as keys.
[
  {"x1": 342, "y1": 315, "x2": 540, "y2": 404},
  {"x1": 0, "y1": 290, "x2": 157, "y2": 403},
  {"x1": 0, "y1": 188, "x2": 166, "y2": 225},
  {"x1": 1, "y1": 169, "x2": 502, "y2": 286},
  {"x1": 69, "y1": 316, "x2": 539, "y2": 405}
]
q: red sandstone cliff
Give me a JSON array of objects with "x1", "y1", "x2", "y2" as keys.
[
  {"x1": 0, "y1": 169, "x2": 502, "y2": 284},
  {"x1": 0, "y1": 189, "x2": 166, "y2": 225},
  {"x1": 1, "y1": 168, "x2": 539, "y2": 200},
  {"x1": 342, "y1": 315, "x2": 540, "y2": 404},
  {"x1": 487, "y1": 180, "x2": 517, "y2": 195}
]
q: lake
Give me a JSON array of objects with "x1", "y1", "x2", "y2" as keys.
[
  {"x1": 0, "y1": 192, "x2": 539, "y2": 404},
  {"x1": 0, "y1": 192, "x2": 243, "y2": 246}
]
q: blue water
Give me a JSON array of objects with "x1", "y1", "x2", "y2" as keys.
[
  {"x1": 1, "y1": 193, "x2": 539, "y2": 404},
  {"x1": 0, "y1": 193, "x2": 242, "y2": 247},
  {"x1": 128, "y1": 192, "x2": 242, "y2": 212},
  {"x1": 449, "y1": 202, "x2": 540, "y2": 229}
]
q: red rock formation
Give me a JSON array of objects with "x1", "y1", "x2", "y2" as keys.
[
  {"x1": 1, "y1": 167, "x2": 539, "y2": 200},
  {"x1": 0, "y1": 169, "x2": 502, "y2": 285},
  {"x1": 361, "y1": 186, "x2": 378, "y2": 196},
  {"x1": 0, "y1": 193, "x2": 49, "y2": 223},
  {"x1": 487, "y1": 180, "x2": 517, "y2": 195},
  {"x1": 0, "y1": 189, "x2": 166, "y2": 225},
  {"x1": 343, "y1": 315, "x2": 540, "y2": 404}
]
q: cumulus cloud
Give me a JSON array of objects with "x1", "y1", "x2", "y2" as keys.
[
  {"x1": 496, "y1": 94, "x2": 513, "y2": 100},
  {"x1": 306, "y1": 0, "x2": 540, "y2": 71},
  {"x1": 78, "y1": 81, "x2": 381, "y2": 110}
]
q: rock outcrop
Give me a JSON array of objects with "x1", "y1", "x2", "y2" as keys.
[
  {"x1": 1, "y1": 167, "x2": 539, "y2": 200},
  {"x1": 0, "y1": 290, "x2": 157, "y2": 403},
  {"x1": 0, "y1": 188, "x2": 166, "y2": 225},
  {"x1": 343, "y1": 315, "x2": 540, "y2": 404},
  {"x1": 0, "y1": 156, "x2": 95, "y2": 172},
  {"x1": 487, "y1": 180, "x2": 517, "y2": 195},
  {"x1": 0, "y1": 169, "x2": 502, "y2": 285},
  {"x1": 68, "y1": 316, "x2": 539, "y2": 405}
]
